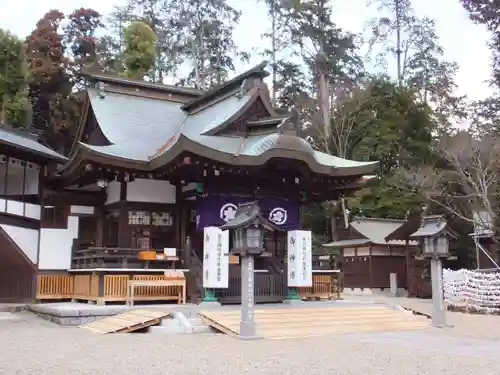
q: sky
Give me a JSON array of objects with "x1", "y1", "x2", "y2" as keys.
[{"x1": 0, "y1": 0, "x2": 493, "y2": 102}]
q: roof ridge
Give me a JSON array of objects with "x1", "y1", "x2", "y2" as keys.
[
  {"x1": 182, "y1": 61, "x2": 269, "y2": 112},
  {"x1": 81, "y1": 71, "x2": 203, "y2": 97}
]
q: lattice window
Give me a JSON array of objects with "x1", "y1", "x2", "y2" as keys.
[
  {"x1": 152, "y1": 212, "x2": 173, "y2": 226},
  {"x1": 131, "y1": 227, "x2": 151, "y2": 249},
  {"x1": 128, "y1": 211, "x2": 150, "y2": 225}
]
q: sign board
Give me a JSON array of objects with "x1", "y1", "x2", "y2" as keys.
[
  {"x1": 202, "y1": 226, "x2": 229, "y2": 288},
  {"x1": 287, "y1": 230, "x2": 312, "y2": 287}
]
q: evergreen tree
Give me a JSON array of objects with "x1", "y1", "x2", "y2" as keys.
[
  {"x1": 121, "y1": 21, "x2": 157, "y2": 80},
  {"x1": 0, "y1": 29, "x2": 29, "y2": 128}
]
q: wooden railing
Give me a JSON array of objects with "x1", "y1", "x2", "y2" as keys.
[
  {"x1": 71, "y1": 247, "x2": 181, "y2": 269},
  {"x1": 36, "y1": 274, "x2": 74, "y2": 299},
  {"x1": 36, "y1": 273, "x2": 185, "y2": 304}
]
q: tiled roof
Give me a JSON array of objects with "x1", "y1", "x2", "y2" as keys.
[
  {"x1": 0, "y1": 127, "x2": 67, "y2": 162},
  {"x1": 88, "y1": 88, "x2": 185, "y2": 146},
  {"x1": 324, "y1": 217, "x2": 419, "y2": 248},
  {"x1": 82, "y1": 89, "x2": 254, "y2": 161},
  {"x1": 73, "y1": 63, "x2": 378, "y2": 176}
]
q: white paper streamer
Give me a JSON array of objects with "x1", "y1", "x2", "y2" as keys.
[{"x1": 443, "y1": 268, "x2": 500, "y2": 313}]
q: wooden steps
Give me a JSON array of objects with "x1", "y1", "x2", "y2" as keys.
[
  {"x1": 80, "y1": 309, "x2": 171, "y2": 334},
  {"x1": 200, "y1": 306, "x2": 429, "y2": 339}
]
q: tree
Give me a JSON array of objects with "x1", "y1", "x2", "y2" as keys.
[
  {"x1": 26, "y1": 10, "x2": 75, "y2": 151},
  {"x1": 368, "y1": 0, "x2": 465, "y2": 129},
  {"x1": 345, "y1": 78, "x2": 434, "y2": 219},
  {"x1": 121, "y1": 21, "x2": 157, "y2": 80},
  {"x1": 258, "y1": 0, "x2": 295, "y2": 106},
  {"x1": 110, "y1": 0, "x2": 184, "y2": 82},
  {"x1": 401, "y1": 131, "x2": 500, "y2": 258},
  {"x1": 171, "y1": 0, "x2": 243, "y2": 89},
  {"x1": 0, "y1": 29, "x2": 29, "y2": 128},
  {"x1": 460, "y1": 0, "x2": 500, "y2": 88},
  {"x1": 283, "y1": 0, "x2": 363, "y2": 152},
  {"x1": 64, "y1": 8, "x2": 104, "y2": 87}
]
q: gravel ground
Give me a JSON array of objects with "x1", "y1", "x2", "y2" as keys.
[{"x1": 0, "y1": 311, "x2": 499, "y2": 375}]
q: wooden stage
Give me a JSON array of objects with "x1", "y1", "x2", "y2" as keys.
[{"x1": 199, "y1": 306, "x2": 430, "y2": 339}]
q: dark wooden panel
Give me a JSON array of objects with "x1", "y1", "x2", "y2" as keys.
[
  {"x1": 0, "y1": 226, "x2": 37, "y2": 270},
  {"x1": 371, "y1": 256, "x2": 407, "y2": 289},
  {"x1": 0, "y1": 271, "x2": 34, "y2": 302},
  {"x1": 0, "y1": 225, "x2": 35, "y2": 301},
  {"x1": 215, "y1": 272, "x2": 287, "y2": 304},
  {"x1": 343, "y1": 257, "x2": 370, "y2": 288}
]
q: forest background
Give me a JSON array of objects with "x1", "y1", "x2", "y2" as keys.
[{"x1": 1, "y1": 0, "x2": 500, "y2": 266}]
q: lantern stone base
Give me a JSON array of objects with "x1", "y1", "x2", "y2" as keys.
[
  {"x1": 239, "y1": 321, "x2": 262, "y2": 340},
  {"x1": 199, "y1": 288, "x2": 221, "y2": 308},
  {"x1": 284, "y1": 287, "x2": 304, "y2": 305},
  {"x1": 198, "y1": 301, "x2": 221, "y2": 308}
]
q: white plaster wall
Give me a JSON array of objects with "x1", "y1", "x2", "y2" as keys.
[
  {"x1": 25, "y1": 203, "x2": 41, "y2": 219},
  {"x1": 0, "y1": 224, "x2": 39, "y2": 264},
  {"x1": 38, "y1": 216, "x2": 79, "y2": 270},
  {"x1": 105, "y1": 181, "x2": 121, "y2": 205},
  {"x1": 0, "y1": 163, "x2": 39, "y2": 195},
  {"x1": 126, "y1": 179, "x2": 176, "y2": 203},
  {"x1": 70, "y1": 205, "x2": 95, "y2": 215},
  {"x1": 343, "y1": 245, "x2": 406, "y2": 257},
  {"x1": 0, "y1": 199, "x2": 41, "y2": 220}
]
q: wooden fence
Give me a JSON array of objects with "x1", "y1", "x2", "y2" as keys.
[
  {"x1": 36, "y1": 274, "x2": 185, "y2": 305},
  {"x1": 215, "y1": 273, "x2": 287, "y2": 304},
  {"x1": 298, "y1": 274, "x2": 341, "y2": 300},
  {"x1": 36, "y1": 272, "x2": 342, "y2": 304},
  {"x1": 215, "y1": 272, "x2": 341, "y2": 304}
]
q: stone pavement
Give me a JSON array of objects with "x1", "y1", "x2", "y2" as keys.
[{"x1": 0, "y1": 311, "x2": 498, "y2": 375}]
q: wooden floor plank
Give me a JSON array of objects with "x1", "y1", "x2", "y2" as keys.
[
  {"x1": 80, "y1": 309, "x2": 171, "y2": 334},
  {"x1": 200, "y1": 306, "x2": 430, "y2": 339}
]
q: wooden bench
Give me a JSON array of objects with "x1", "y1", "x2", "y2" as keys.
[{"x1": 126, "y1": 278, "x2": 186, "y2": 306}]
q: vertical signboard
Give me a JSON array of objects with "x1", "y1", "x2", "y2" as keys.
[
  {"x1": 287, "y1": 230, "x2": 313, "y2": 287},
  {"x1": 202, "y1": 226, "x2": 229, "y2": 288}
]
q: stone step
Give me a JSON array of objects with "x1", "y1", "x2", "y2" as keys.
[
  {"x1": 188, "y1": 316, "x2": 215, "y2": 334},
  {"x1": 188, "y1": 317, "x2": 203, "y2": 326},
  {"x1": 159, "y1": 318, "x2": 181, "y2": 327},
  {"x1": 148, "y1": 325, "x2": 186, "y2": 335},
  {"x1": 191, "y1": 325, "x2": 214, "y2": 334}
]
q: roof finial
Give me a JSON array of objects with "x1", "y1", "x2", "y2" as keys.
[
  {"x1": 97, "y1": 81, "x2": 106, "y2": 99},
  {"x1": 236, "y1": 78, "x2": 254, "y2": 99}
]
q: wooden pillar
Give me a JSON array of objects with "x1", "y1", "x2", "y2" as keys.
[
  {"x1": 95, "y1": 207, "x2": 104, "y2": 247},
  {"x1": 181, "y1": 206, "x2": 190, "y2": 269},
  {"x1": 368, "y1": 244, "x2": 373, "y2": 289},
  {"x1": 405, "y1": 239, "x2": 410, "y2": 291},
  {"x1": 175, "y1": 186, "x2": 184, "y2": 252},
  {"x1": 117, "y1": 183, "x2": 129, "y2": 248}
]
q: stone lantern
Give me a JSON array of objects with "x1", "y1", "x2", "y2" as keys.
[
  {"x1": 410, "y1": 215, "x2": 453, "y2": 327},
  {"x1": 220, "y1": 201, "x2": 283, "y2": 339}
]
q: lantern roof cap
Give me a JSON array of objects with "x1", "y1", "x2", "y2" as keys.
[
  {"x1": 409, "y1": 215, "x2": 456, "y2": 239},
  {"x1": 219, "y1": 201, "x2": 285, "y2": 232}
]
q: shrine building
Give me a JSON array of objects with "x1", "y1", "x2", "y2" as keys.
[{"x1": 1, "y1": 62, "x2": 378, "y2": 304}]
